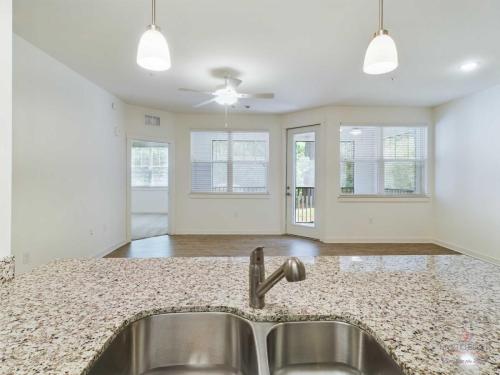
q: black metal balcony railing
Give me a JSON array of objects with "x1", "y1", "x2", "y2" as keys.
[{"x1": 295, "y1": 187, "x2": 315, "y2": 224}]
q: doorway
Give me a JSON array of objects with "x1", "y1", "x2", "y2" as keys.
[
  {"x1": 130, "y1": 140, "x2": 169, "y2": 240},
  {"x1": 286, "y1": 126, "x2": 320, "y2": 239}
]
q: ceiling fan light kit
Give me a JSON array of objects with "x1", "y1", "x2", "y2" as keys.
[
  {"x1": 214, "y1": 87, "x2": 239, "y2": 106},
  {"x1": 137, "y1": 0, "x2": 171, "y2": 71},
  {"x1": 363, "y1": 0, "x2": 399, "y2": 75}
]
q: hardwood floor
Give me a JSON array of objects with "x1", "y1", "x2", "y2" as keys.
[{"x1": 106, "y1": 235, "x2": 457, "y2": 258}]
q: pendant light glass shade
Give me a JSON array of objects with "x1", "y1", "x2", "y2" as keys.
[
  {"x1": 363, "y1": 0, "x2": 398, "y2": 75},
  {"x1": 363, "y1": 30, "x2": 398, "y2": 75},
  {"x1": 137, "y1": 25, "x2": 171, "y2": 71}
]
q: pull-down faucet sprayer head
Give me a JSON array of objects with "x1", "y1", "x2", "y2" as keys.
[{"x1": 283, "y1": 257, "x2": 306, "y2": 282}]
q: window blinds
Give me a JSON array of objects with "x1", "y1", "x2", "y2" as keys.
[
  {"x1": 191, "y1": 131, "x2": 269, "y2": 193},
  {"x1": 340, "y1": 126, "x2": 427, "y2": 195}
]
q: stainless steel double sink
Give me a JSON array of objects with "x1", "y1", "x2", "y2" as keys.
[{"x1": 88, "y1": 312, "x2": 403, "y2": 375}]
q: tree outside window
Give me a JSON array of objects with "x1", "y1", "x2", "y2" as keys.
[
  {"x1": 339, "y1": 126, "x2": 426, "y2": 196},
  {"x1": 131, "y1": 144, "x2": 168, "y2": 187}
]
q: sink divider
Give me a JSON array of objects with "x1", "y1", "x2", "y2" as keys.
[{"x1": 250, "y1": 320, "x2": 275, "y2": 375}]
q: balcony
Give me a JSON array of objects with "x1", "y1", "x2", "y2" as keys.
[{"x1": 295, "y1": 187, "x2": 315, "y2": 224}]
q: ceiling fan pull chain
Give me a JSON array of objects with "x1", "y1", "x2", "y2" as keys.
[{"x1": 224, "y1": 105, "x2": 229, "y2": 128}]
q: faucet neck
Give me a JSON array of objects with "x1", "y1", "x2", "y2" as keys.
[
  {"x1": 250, "y1": 247, "x2": 264, "y2": 266},
  {"x1": 249, "y1": 247, "x2": 266, "y2": 309},
  {"x1": 255, "y1": 264, "x2": 286, "y2": 297}
]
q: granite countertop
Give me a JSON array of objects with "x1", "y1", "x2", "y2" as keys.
[{"x1": 0, "y1": 255, "x2": 499, "y2": 375}]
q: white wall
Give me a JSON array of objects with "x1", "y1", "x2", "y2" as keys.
[
  {"x1": 12, "y1": 35, "x2": 127, "y2": 272},
  {"x1": 434, "y1": 85, "x2": 500, "y2": 264},
  {"x1": 0, "y1": 0, "x2": 12, "y2": 258},
  {"x1": 131, "y1": 188, "x2": 168, "y2": 214},
  {"x1": 173, "y1": 113, "x2": 283, "y2": 234},
  {"x1": 283, "y1": 105, "x2": 434, "y2": 242}
]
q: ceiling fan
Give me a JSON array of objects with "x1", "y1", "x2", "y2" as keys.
[{"x1": 179, "y1": 77, "x2": 274, "y2": 108}]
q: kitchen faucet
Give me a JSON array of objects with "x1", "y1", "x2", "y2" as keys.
[{"x1": 249, "y1": 247, "x2": 306, "y2": 309}]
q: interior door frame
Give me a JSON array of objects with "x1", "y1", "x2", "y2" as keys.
[
  {"x1": 285, "y1": 124, "x2": 321, "y2": 239},
  {"x1": 126, "y1": 136, "x2": 175, "y2": 243}
]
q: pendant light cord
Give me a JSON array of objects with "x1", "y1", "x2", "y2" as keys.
[
  {"x1": 152, "y1": 0, "x2": 156, "y2": 25},
  {"x1": 379, "y1": 0, "x2": 384, "y2": 31}
]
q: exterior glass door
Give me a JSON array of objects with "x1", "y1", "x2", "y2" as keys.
[{"x1": 286, "y1": 126, "x2": 319, "y2": 238}]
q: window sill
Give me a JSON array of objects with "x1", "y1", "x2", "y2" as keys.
[
  {"x1": 189, "y1": 192, "x2": 271, "y2": 199},
  {"x1": 337, "y1": 195, "x2": 431, "y2": 203}
]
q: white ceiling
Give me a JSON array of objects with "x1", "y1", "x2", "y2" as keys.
[{"x1": 13, "y1": 0, "x2": 500, "y2": 114}]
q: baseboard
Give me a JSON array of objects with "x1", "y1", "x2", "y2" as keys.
[
  {"x1": 433, "y1": 239, "x2": 500, "y2": 266},
  {"x1": 92, "y1": 240, "x2": 129, "y2": 258},
  {"x1": 321, "y1": 237, "x2": 433, "y2": 244}
]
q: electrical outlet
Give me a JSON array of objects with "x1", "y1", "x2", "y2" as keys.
[
  {"x1": 89, "y1": 229, "x2": 94, "y2": 236},
  {"x1": 368, "y1": 217, "x2": 374, "y2": 224}
]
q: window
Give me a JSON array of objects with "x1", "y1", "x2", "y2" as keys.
[
  {"x1": 339, "y1": 126, "x2": 427, "y2": 196},
  {"x1": 131, "y1": 141, "x2": 168, "y2": 187},
  {"x1": 191, "y1": 131, "x2": 269, "y2": 193}
]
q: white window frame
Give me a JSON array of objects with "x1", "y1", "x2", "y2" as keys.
[
  {"x1": 190, "y1": 129, "x2": 271, "y2": 196},
  {"x1": 338, "y1": 123, "x2": 429, "y2": 200}
]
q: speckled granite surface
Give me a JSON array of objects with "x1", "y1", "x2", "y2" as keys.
[
  {"x1": 0, "y1": 255, "x2": 499, "y2": 375},
  {"x1": 0, "y1": 256, "x2": 14, "y2": 284}
]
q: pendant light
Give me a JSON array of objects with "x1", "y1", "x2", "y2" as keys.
[
  {"x1": 363, "y1": 0, "x2": 398, "y2": 75},
  {"x1": 137, "y1": 0, "x2": 171, "y2": 71}
]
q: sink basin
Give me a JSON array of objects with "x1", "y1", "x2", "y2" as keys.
[
  {"x1": 88, "y1": 312, "x2": 258, "y2": 375},
  {"x1": 88, "y1": 313, "x2": 403, "y2": 375},
  {"x1": 266, "y1": 321, "x2": 403, "y2": 375}
]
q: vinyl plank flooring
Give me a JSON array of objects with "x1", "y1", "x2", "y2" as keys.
[{"x1": 106, "y1": 235, "x2": 457, "y2": 258}]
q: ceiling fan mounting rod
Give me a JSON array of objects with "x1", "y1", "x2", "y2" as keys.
[
  {"x1": 379, "y1": 0, "x2": 384, "y2": 31},
  {"x1": 152, "y1": 0, "x2": 156, "y2": 25}
]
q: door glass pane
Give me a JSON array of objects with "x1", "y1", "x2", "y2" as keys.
[{"x1": 294, "y1": 132, "x2": 315, "y2": 225}]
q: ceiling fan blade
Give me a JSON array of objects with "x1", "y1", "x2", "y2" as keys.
[
  {"x1": 179, "y1": 88, "x2": 214, "y2": 95},
  {"x1": 193, "y1": 98, "x2": 217, "y2": 108},
  {"x1": 237, "y1": 93, "x2": 274, "y2": 99}
]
